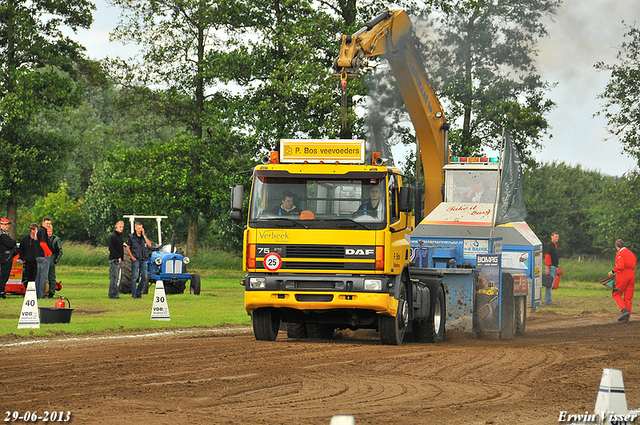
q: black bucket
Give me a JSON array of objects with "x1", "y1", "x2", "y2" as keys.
[{"x1": 39, "y1": 307, "x2": 74, "y2": 324}]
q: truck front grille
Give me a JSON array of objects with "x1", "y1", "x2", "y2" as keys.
[
  {"x1": 285, "y1": 245, "x2": 344, "y2": 258},
  {"x1": 295, "y1": 294, "x2": 334, "y2": 302}
]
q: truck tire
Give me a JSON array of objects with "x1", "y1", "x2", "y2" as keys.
[
  {"x1": 190, "y1": 273, "x2": 201, "y2": 295},
  {"x1": 286, "y1": 323, "x2": 308, "y2": 339},
  {"x1": 501, "y1": 300, "x2": 516, "y2": 340},
  {"x1": 252, "y1": 308, "x2": 280, "y2": 341},
  {"x1": 379, "y1": 283, "x2": 408, "y2": 345},
  {"x1": 307, "y1": 323, "x2": 334, "y2": 339},
  {"x1": 500, "y1": 272, "x2": 515, "y2": 340},
  {"x1": 515, "y1": 295, "x2": 526, "y2": 335},
  {"x1": 119, "y1": 252, "x2": 132, "y2": 294},
  {"x1": 414, "y1": 284, "x2": 446, "y2": 343}
]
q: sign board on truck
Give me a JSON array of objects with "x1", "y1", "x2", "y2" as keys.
[{"x1": 280, "y1": 139, "x2": 365, "y2": 163}]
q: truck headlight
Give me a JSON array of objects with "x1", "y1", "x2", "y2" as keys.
[
  {"x1": 155, "y1": 258, "x2": 163, "y2": 266},
  {"x1": 364, "y1": 279, "x2": 382, "y2": 291},
  {"x1": 183, "y1": 256, "x2": 190, "y2": 264},
  {"x1": 249, "y1": 277, "x2": 266, "y2": 289}
]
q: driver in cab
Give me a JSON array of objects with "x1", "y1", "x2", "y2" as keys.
[
  {"x1": 354, "y1": 186, "x2": 382, "y2": 218},
  {"x1": 272, "y1": 191, "x2": 300, "y2": 216}
]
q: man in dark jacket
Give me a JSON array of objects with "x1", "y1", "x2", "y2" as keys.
[
  {"x1": 0, "y1": 218, "x2": 17, "y2": 298},
  {"x1": 47, "y1": 226, "x2": 63, "y2": 298},
  {"x1": 19, "y1": 224, "x2": 39, "y2": 288},
  {"x1": 544, "y1": 232, "x2": 560, "y2": 305},
  {"x1": 108, "y1": 221, "x2": 125, "y2": 299},
  {"x1": 126, "y1": 221, "x2": 151, "y2": 299},
  {"x1": 35, "y1": 217, "x2": 52, "y2": 299}
]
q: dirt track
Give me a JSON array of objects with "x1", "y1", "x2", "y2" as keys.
[{"x1": 1, "y1": 309, "x2": 639, "y2": 425}]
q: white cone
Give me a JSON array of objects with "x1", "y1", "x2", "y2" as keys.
[
  {"x1": 594, "y1": 368, "x2": 628, "y2": 424},
  {"x1": 150, "y1": 281, "x2": 170, "y2": 321},
  {"x1": 18, "y1": 281, "x2": 40, "y2": 329},
  {"x1": 330, "y1": 416, "x2": 355, "y2": 425}
]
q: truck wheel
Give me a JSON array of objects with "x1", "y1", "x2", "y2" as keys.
[
  {"x1": 379, "y1": 284, "x2": 408, "y2": 345},
  {"x1": 515, "y1": 296, "x2": 526, "y2": 335},
  {"x1": 307, "y1": 323, "x2": 334, "y2": 339},
  {"x1": 119, "y1": 253, "x2": 132, "y2": 294},
  {"x1": 414, "y1": 284, "x2": 446, "y2": 343},
  {"x1": 286, "y1": 323, "x2": 308, "y2": 339},
  {"x1": 190, "y1": 273, "x2": 201, "y2": 295},
  {"x1": 252, "y1": 308, "x2": 280, "y2": 341},
  {"x1": 501, "y1": 300, "x2": 516, "y2": 340}
]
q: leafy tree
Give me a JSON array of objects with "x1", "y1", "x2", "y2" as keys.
[
  {"x1": 586, "y1": 171, "x2": 640, "y2": 256},
  {"x1": 17, "y1": 183, "x2": 84, "y2": 240},
  {"x1": 36, "y1": 81, "x2": 182, "y2": 199},
  {"x1": 82, "y1": 161, "x2": 127, "y2": 245},
  {"x1": 0, "y1": 0, "x2": 95, "y2": 237},
  {"x1": 94, "y1": 130, "x2": 251, "y2": 255},
  {"x1": 595, "y1": 23, "x2": 640, "y2": 164},
  {"x1": 524, "y1": 162, "x2": 616, "y2": 257},
  {"x1": 416, "y1": 0, "x2": 559, "y2": 162},
  {"x1": 105, "y1": 0, "x2": 252, "y2": 253},
  {"x1": 209, "y1": 0, "x2": 343, "y2": 150}
]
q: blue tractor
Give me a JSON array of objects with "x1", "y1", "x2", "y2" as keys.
[
  {"x1": 120, "y1": 215, "x2": 201, "y2": 295},
  {"x1": 148, "y1": 244, "x2": 201, "y2": 295}
]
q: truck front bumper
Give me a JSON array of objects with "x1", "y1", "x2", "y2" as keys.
[{"x1": 244, "y1": 273, "x2": 399, "y2": 316}]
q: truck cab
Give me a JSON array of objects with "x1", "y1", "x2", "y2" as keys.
[{"x1": 231, "y1": 139, "x2": 443, "y2": 345}]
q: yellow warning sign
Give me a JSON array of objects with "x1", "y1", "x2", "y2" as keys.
[{"x1": 280, "y1": 139, "x2": 365, "y2": 163}]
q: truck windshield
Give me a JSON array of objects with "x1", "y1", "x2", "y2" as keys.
[
  {"x1": 445, "y1": 169, "x2": 500, "y2": 204},
  {"x1": 249, "y1": 171, "x2": 387, "y2": 230}
]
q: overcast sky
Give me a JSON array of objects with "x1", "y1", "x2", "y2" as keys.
[{"x1": 71, "y1": 0, "x2": 640, "y2": 177}]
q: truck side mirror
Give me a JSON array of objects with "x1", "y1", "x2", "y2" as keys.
[
  {"x1": 230, "y1": 185, "x2": 244, "y2": 221},
  {"x1": 398, "y1": 187, "x2": 412, "y2": 213}
]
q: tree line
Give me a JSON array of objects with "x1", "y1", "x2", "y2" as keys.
[{"x1": 1, "y1": 0, "x2": 639, "y2": 258}]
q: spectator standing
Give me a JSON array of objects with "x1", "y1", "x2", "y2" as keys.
[
  {"x1": 544, "y1": 232, "x2": 560, "y2": 305},
  {"x1": 35, "y1": 217, "x2": 52, "y2": 299},
  {"x1": 0, "y1": 218, "x2": 17, "y2": 299},
  {"x1": 19, "y1": 224, "x2": 39, "y2": 287},
  {"x1": 126, "y1": 222, "x2": 151, "y2": 299},
  {"x1": 108, "y1": 221, "x2": 125, "y2": 299},
  {"x1": 608, "y1": 239, "x2": 636, "y2": 323},
  {"x1": 47, "y1": 226, "x2": 63, "y2": 298}
]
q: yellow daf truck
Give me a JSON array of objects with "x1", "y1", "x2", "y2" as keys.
[{"x1": 231, "y1": 138, "x2": 443, "y2": 345}]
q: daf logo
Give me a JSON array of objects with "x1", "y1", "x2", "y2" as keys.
[{"x1": 346, "y1": 248, "x2": 374, "y2": 256}]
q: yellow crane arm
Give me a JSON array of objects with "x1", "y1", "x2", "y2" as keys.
[{"x1": 335, "y1": 9, "x2": 449, "y2": 216}]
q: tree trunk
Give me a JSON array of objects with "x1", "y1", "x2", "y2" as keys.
[
  {"x1": 6, "y1": 200, "x2": 18, "y2": 239},
  {"x1": 187, "y1": 214, "x2": 198, "y2": 257}
]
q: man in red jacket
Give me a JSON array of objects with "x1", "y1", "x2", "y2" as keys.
[{"x1": 608, "y1": 239, "x2": 636, "y2": 323}]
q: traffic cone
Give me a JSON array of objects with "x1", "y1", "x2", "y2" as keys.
[
  {"x1": 330, "y1": 416, "x2": 355, "y2": 425},
  {"x1": 594, "y1": 368, "x2": 628, "y2": 424},
  {"x1": 150, "y1": 280, "x2": 170, "y2": 321},
  {"x1": 18, "y1": 281, "x2": 40, "y2": 329}
]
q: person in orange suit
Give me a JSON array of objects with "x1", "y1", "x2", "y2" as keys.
[{"x1": 608, "y1": 239, "x2": 636, "y2": 323}]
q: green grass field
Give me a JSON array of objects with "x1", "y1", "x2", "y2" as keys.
[
  {"x1": 0, "y1": 266, "x2": 249, "y2": 339},
  {"x1": 0, "y1": 254, "x2": 627, "y2": 340}
]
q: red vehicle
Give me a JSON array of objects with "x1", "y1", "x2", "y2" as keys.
[
  {"x1": 5, "y1": 257, "x2": 25, "y2": 295},
  {"x1": 4, "y1": 256, "x2": 61, "y2": 295}
]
